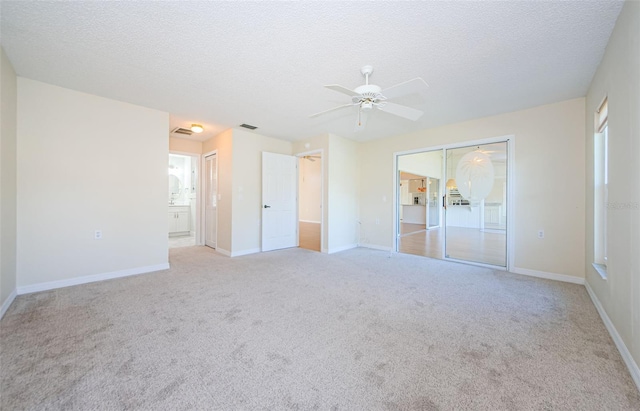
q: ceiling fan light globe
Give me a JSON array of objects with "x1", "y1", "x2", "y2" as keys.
[{"x1": 361, "y1": 101, "x2": 374, "y2": 111}]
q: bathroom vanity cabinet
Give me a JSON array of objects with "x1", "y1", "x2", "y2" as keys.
[{"x1": 168, "y1": 205, "x2": 190, "y2": 236}]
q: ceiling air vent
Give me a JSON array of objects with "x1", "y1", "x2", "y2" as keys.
[
  {"x1": 240, "y1": 123, "x2": 258, "y2": 130},
  {"x1": 171, "y1": 127, "x2": 193, "y2": 136}
]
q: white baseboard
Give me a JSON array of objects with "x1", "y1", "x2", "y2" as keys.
[
  {"x1": 215, "y1": 248, "x2": 231, "y2": 257},
  {"x1": 215, "y1": 247, "x2": 263, "y2": 257},
  {"x1": 585, "y1": 281, "x2": 640, "y2": 391},
  {"x1": 16, "y1": 263, "x2": 170, "y2": 295},
  {"x1": 511, "y1": 267, "x2": 585, "y2": 285},
  {"x1": 402, "y1": 220, "x2": 425, "y2": 225},
  {"x1": 299, "y1": 220, "x2": 321, "y2": 224},
  {"x1": 358, "y1": 243, "x2": 393, "y2": 252},
  {"x1": 328, "y1": 243, "x2": 358, "y2": 254},
  {"x1": 0, "y1": 288, "x2": 17, "y2": 319},
  {"x1": 231, "y1": 248, "x2": 260, "y2": 257}
]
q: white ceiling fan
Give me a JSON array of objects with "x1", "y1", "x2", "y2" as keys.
[
  {"x1": 302, "y1": 155, "x2": 320, "y2": 162},
  {"x1": 310, "y1": 65, "x2": 428, "y2": 131}
]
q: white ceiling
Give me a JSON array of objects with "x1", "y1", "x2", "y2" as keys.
[{"x1": 0, "y1": 1, "x2": 623, "y2": 143}]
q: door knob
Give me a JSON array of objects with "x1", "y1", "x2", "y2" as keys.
[{"x1": 263, "y1": 205, "x2": 271, "y2": 208}]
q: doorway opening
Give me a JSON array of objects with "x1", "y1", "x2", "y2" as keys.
[
  {"x1": 395, "y1": 139, "x2": 511, "y2": 269},
  {"x1": 298, "y1": 153, "x2": 322, "y2": 252},
  {"x1": 168, "y1": 153, "x2": 199, "y2": 248}
]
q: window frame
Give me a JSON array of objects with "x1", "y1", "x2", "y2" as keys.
[{"x1": 593, "y1": 97, "x2": 608, "y2": 279}]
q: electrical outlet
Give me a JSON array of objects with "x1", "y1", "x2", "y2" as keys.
[
  {"x1": 375, "y1": 218, "x2": 380, "y2": 225},
  {"x1": 94, "y1": 230, "x2": 102, "y2": 240},
  {"x1": 538, "y1": 230, "x2": 544, "y2": 239}
]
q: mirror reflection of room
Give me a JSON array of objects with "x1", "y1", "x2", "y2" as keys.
[
  {"x1": 400, "y1": 173, "x2": 427, "y2": 230},
  {"x1": 398, "y1": 150, "x2": 442, "y2": 237},
  {"x1": 444, "y1": 143, "x2": 507, "y2": 266},
  {"x1": 168, "y1": 154, "x2": 197, "y2": 248},
  {"x1": 396, "y1": 143, "x2": 508, "y2": 267}
]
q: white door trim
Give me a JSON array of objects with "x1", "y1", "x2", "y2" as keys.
[{"x1": 201, "y1": 150, "x2": 218, "y2": 248}]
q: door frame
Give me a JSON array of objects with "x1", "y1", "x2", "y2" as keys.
[
  {"x1": 392, "y1": 135, "x2": 515, "y2": 271},
  {"x1": 426, "y1": 176, "x2": 441, "y2": 230},
  {"x1": 296, "y1": 149, "x2": 325, "y2": 253},
  {"x1": 169, "y1": 150, "x2": 201, "y2": 245},
  {"x1": 201, "y1": 150, "x2": 218, "y2": 248}
]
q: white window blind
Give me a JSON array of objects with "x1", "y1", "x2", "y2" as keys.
[{"x1": 596, "y1": 97, "x2": 608, "y2": 133}]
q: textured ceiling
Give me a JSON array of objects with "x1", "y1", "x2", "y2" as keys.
[{"x1": 0, "y1": 1, "x2": 623, "y2": 143}]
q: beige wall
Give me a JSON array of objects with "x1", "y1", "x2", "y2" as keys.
[
  {"x1": 170, "y1": 136, "x2": 202, "y2": 154},
  {"x1": 327, "y1": 134, "x2": 359, "y2": 252},
  {"x1": 202, "y1": 128, "x2": 292, "y2": 256},
  {"x1": 1, "y1": 47, "x2": 18, "y2": 309},
  {"x1": 231, "y1": 128, "x2": 292, "y2": 255},
  {"x1": 17, "y1": 78, "x2": 170, "y2": 287},
  {"x1": 293, "y1": 133, "x2": 359, "y2": 253},
  {"x1": 203, "y1": 129, "x2": 233, "y2": 253},
  {"x1": 358, "y1": 98, "x2": 586, "y2": 278},
  {"x1": 398, "y1": 151, "x2": 443, "y2": 179},
  {"x1": 585, "y1": 0, "x2": 640, "y2": 374}
]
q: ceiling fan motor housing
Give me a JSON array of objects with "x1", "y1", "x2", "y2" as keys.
[
  {"x1": 354, "y1": 84, "x2": 384, "y2": 109},
  {"x1": 354, "y1": 84, "x2": 382, "y2": 96}
]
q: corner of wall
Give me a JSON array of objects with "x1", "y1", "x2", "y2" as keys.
[
  {"x1": 585, "y1": 281, "x2": 640, "y2": 391},
  {"x1": 0, "y1": 288, "x2": 17, "y2": 319},
  {"x1": 0, "y1": 46, "x2": 19, "y2": 317},
  {"x1": 583, "y1": 0, "x2": 640, "y2": 390},
  {"x1": 230, "y1": 130, "x2": 293, "y2": 254}
]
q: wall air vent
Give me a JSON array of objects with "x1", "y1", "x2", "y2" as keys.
[
  {"x1": 171, "y1": 127, "x2": 193, "y2": 135},
  {"x1": 240, "y1": 123, "x2": 258, "y2": 130}
]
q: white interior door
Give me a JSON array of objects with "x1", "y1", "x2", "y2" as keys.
[
  {"x1": 205, "y1": 154, "x2": 217, "y2": 249},
  {"x1": 262, "y1": 152, "x2": 297, "y2": 252}
]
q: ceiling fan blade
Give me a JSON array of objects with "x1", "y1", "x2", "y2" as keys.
[
  {"x1": 381, "y1": 77, "x2": 429, "y2": 100},
  {"x1": 377, "y1": 102, "x2": 424, "y2": 121},
  {"x1": 325, "y1": 84, "x2": 358, "y2": 97},
  {"x1": 310, "y1": 103, "x2": 355, "y2": 118}
]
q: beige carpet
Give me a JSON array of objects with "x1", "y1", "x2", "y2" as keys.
[{"x1": 1, "y1": 246, "x2": 639, "y2": 410}]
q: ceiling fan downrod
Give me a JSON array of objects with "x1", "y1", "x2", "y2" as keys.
[{"x1": 360, "y1": 65, "x2": 374, "y2": 85}]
